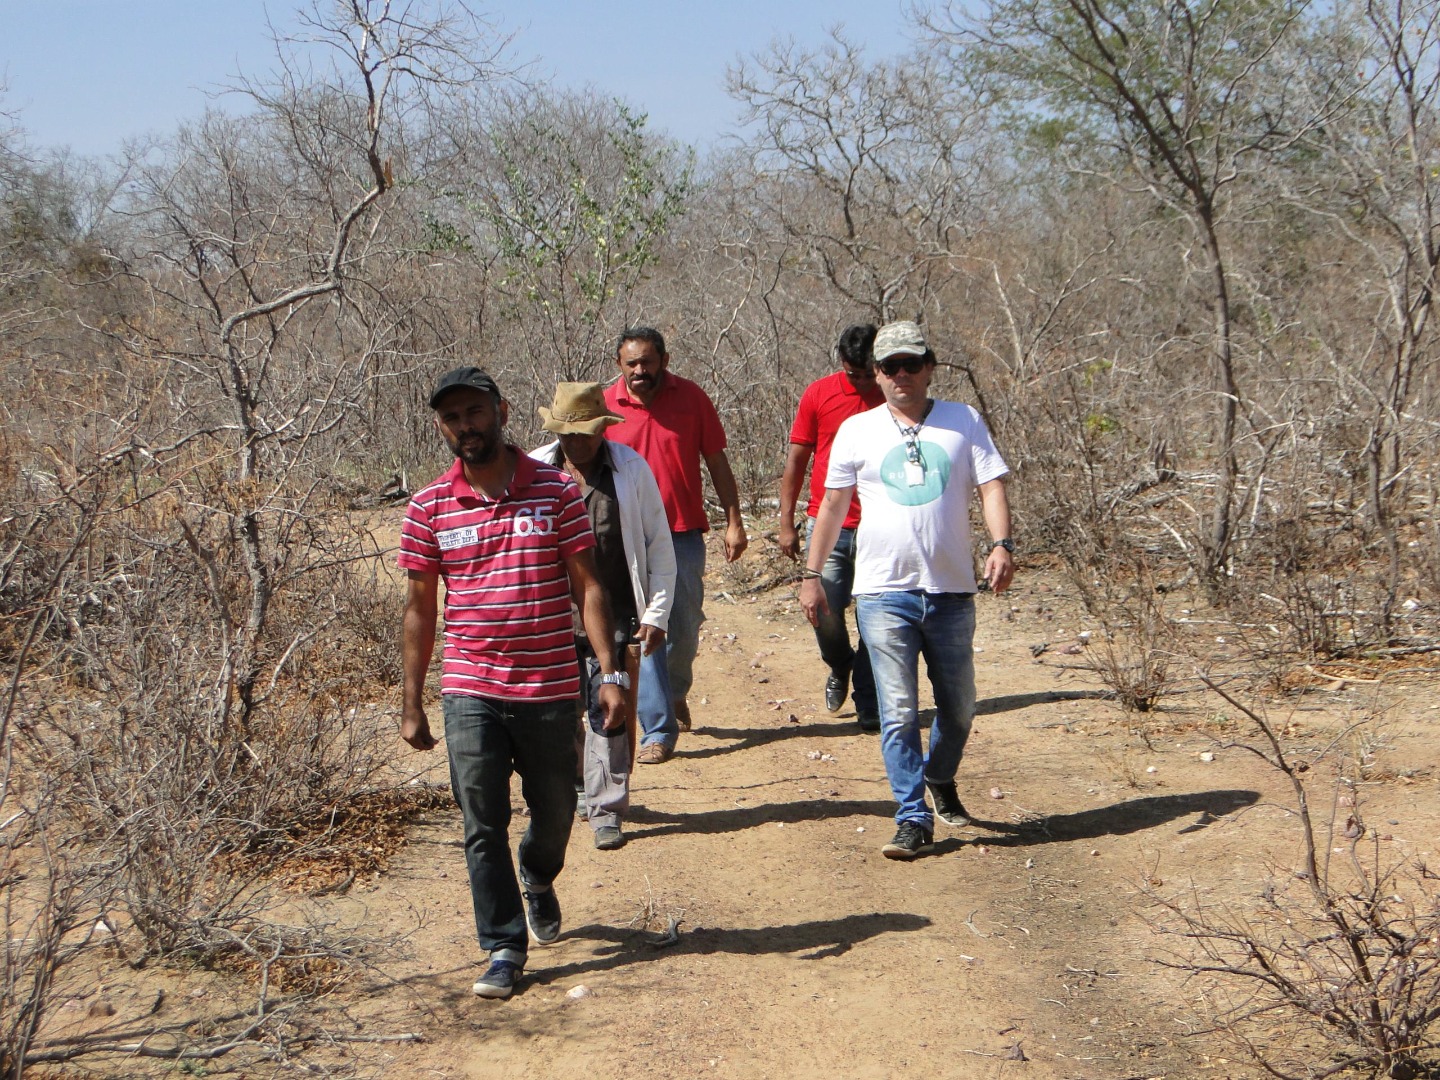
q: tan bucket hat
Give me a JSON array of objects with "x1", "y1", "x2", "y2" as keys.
[{"x1": 539, "y1": 382, "x2": 624, "y2": 435}]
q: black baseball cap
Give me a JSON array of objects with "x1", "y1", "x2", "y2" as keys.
[{"x1": 429, "y1": 366, "x2": 502, "y2": 408}]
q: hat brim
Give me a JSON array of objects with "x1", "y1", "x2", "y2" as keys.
[
  {"x1": 874, "y1": 345, "x2": 928, "y2": 362},
  {"x1": 539, "y1": 408, "x2": 623, "y2": 436}
]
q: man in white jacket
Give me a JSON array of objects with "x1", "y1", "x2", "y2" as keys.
[{"x1": 532, "y1": 383, "x2": 676, "y2": 850}]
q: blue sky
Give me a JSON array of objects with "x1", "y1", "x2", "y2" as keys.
[{"x1": 1, "y1": 1, "x2": 916, "y2": 157}]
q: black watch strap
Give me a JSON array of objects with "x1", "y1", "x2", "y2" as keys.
[{"x1": 992, "y1": 538, "x2": 1015, "y2": 554}]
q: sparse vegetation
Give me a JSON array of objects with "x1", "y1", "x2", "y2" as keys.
[{"x1": 2, "y1": 0, "x2": 1438, "y2": 1075}]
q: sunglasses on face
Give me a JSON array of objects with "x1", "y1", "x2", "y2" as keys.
[{"x1": 877, "y1": 356, "x2": 927, "y2": 377}]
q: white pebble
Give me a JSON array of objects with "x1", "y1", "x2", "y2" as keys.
[
  {"x1": 1146, "y1": 766, "x2": 1157, "y2": 774},
  {"x1": 989, "y1": 787, "x2": 1004, "y2": 800},
  {"x1": 856, "y1": 827, "x2": 865, "y2": 833},
  {"x1": 1199, "y1": 751, "x2": 1215, "y2": 763},
  {"x1": 566, "y1": 985, "x2": 594, "y2": 1000}
]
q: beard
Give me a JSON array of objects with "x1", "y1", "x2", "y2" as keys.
[{"x1": 446, "y1": 429, "x2": 501, "y2": 466}]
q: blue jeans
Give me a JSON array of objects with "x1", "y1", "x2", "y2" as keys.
[
  {"x1": 442, "y1": 694, "x2": 577, "y2": 965},
  {"x1": 666, "y1": 530, "x2": 707, "y2": 710},
  {"x1": 636, "y1": 640, "x2": 677, "y2": 748},
  {"x1": 854, "y1": 592, "x2": 977, "y2": 829},
  {"x1": 806, "y1": 518, "x2": 877, "y2": 717}
]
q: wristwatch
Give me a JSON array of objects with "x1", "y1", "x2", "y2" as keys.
[
  {"x1": 991, "y1": 538, "x2": 1015, "y2": 554},
  {"x1": 599, "y1": 671, "x2": 631, "y2": 690}
]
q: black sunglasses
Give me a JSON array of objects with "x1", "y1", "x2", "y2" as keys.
[{"x1": 877, "y1": 356, "x2": 927, "y2": 376}]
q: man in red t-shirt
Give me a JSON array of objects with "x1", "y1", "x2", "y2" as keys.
[
  {"x1": 398, "y1": 366, "x2": 625, "y2": 1001},
  {"x1": 604, "y1": 327, "x2": 747, "y2": 761},
  {"x1": 779, "y1": 325, "x2": 885, "y2": 730}
]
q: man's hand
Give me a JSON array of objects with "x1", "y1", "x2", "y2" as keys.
[
  {"x1": 598, "y1": 683, "x2": 625, "y2": 731},
  {"x1": 984, "y1": 547, "x2": 1015, "y2": 594},
  {"x1": 401, "y1": 702, "x2": 438, "y2": 751},
  {"x1": 799, "y1": 576, "x2": 830, "y2": 626},
  {"x1": 778, "y1": 520, "x2": 801, "y2": 560},
  {"x1": 637, "y1": 623, "x2": 667, "y2": 656},
  {"x1": 724, "y1": 518, "x2": 749, "y2": 562}
]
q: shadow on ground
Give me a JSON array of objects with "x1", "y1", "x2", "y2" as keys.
[
  {"x1": 678, "y1": 688, "x2": 1108, "y2": 760},
  {"x1": 676, "y1": 720, "x2": 865, "y2": 760},
  {"x1": 373, "y1": 912, "x2": 934, "y2": 1008},
  {"x1": 964, "y1": 788, "x2": 1260, "y2": 848},
  {"x1": 976, "y1": 689, "x2": 1110, "y2": 715},
  {"x1": 622, "y1": 789, "x2": 1259, "y2": 849},
  {"x1": 625, "y1": 798, "x2": 896, "y2": 839},
  {"x1": 535, "y1": 910, "x2": 933, "y2": 985}
]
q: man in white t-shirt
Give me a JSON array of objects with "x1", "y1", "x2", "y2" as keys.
[{"x1": 798, "y1": 321, "x2": 1015, "y2": 860}]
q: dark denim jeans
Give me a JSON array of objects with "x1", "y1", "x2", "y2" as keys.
[
  {"x1": 805, "y1": 518, "x2": 877, "y2": 717},
  {"x1": 442, "y1": 693, "x2": 578, "y2": 965},
  {"x1": 854, "y1": 591, "x2": 976, "y2": 828}
]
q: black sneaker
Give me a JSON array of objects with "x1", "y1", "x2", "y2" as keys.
[
  {"x1": 473, "y1": 959, "x2": 523, "y2": 999},
  {"x1": 523, "y1": 887, "x2": 562, "y2": 945},
  {"x1": 594, "y1": 825, "x2": 625, "y2": 850},
  {"x1": 824, "y1": 669, "x2": 850, "y2": 713},
  {"x1": 881, "y1": 821, "x2": 935, "y2": 860},
  {"x1": 925, "y1": 779, "x2": 972, "y2": 827},
  {"x1": 856, "y1": 711, "x2": 880, "y2": 733}
]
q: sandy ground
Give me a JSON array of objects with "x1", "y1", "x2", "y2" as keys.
[
  {"x1": 37, "y1": 537, "x2": 1440, "y2": 1079},
  {"x1": 322, "y1": 539, "x2": 1439, "y2": 1080}
]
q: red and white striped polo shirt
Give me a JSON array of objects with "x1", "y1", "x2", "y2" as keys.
[{"x1": 397, "y1": 451, "x2": 594, "y2": 702}]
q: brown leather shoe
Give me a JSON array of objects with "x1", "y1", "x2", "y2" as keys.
[
  {"x1": 675, "y1": 699, "x2": 692, "y2": 732},
  {"x1": 636, "y1": 742, "x2": 673, "y2": 765}
]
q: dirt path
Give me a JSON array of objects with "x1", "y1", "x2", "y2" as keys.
[
  {"x1": 305, "y1": 543, "x2": 1439, "y2": 1080},
  {"x1": 43, "y1": 539, "x2": 1437, "y2": 1079}
]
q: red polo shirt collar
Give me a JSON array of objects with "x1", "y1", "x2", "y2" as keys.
[
  {"x1": 610, "y1": 373, "x2": 673, "y2": 407},
  {"x1": 443, "y1": 446, "x2": 539, "y2": 504}
]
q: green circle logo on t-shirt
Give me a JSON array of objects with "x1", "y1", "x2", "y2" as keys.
[{"x1": 880, "y1": 441, "x2": 950, "y2": 505}]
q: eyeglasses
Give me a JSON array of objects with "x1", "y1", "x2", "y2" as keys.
[{"x1": 877, "y1": 356, "x2": 926, "y2": 377}]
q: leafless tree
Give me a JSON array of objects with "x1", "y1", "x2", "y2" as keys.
[{"x1": 923, "y1": 0, "x2": 1326, "y2": 591}]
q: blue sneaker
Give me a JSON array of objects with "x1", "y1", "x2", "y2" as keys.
[{"x1": 473, "y1": 959, "x2": 523, "y2": 999}]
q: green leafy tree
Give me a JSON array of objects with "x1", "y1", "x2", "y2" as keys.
[{"x1": 430, "y1": 92, "x2": 690, "y2": 385}]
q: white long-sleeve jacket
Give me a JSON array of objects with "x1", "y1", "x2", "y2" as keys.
[{"x1": 531, "y1": 439, "x2": 676, "y2": 633}]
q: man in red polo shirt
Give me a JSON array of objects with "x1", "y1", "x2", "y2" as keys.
[
  {"x1": 398, "y1": 366, "x2": 625, "y2": 1001},
  {"x1": 779, "y1": 324, "x2": 885, "y2": 731},
  {"x1": 604, "y1": 327, "x2": 747, "y2": 762}
]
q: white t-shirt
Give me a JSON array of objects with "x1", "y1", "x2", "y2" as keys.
[{"x1": 826, "y1": 399, "x2": 1009, "y2": 594}]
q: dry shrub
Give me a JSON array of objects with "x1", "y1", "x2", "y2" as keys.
[
  {"x1": 1067, "y1": 547, "x2": 1180, "y2": 715},
  {"x1": 1151, "y1": 680, "x2": 1440, "y2": 1079}
]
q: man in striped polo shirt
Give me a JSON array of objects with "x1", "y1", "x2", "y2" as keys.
[{"x1": 399, "y1": 366, "x2": 625, "y2": 1000}]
